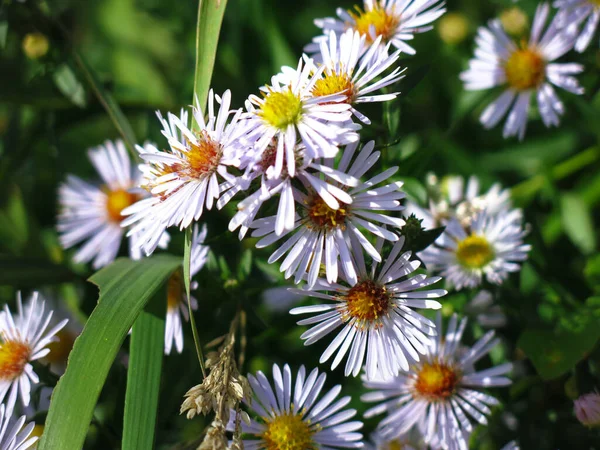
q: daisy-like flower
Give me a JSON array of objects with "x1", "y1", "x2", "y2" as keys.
[
  {"x1": 226, "y1": 141, "x2": 359, "y2": 238},
  {"x1": 419, "y1": 210, "x2": 530, "y2": 290},
  {"x1": 58, "y1": 140, "x2": 148, "y2": 268},
  {"x1": 229, "y1": 363, "x2": 363, "y2": 449},
  {"x1": 0, "y1": 292, "x2": 68, "y2": 412},
  {"x1": 0, "y1": 404, "x2": 37, "y2": 450},
  {"x1": 405, "y1": 174, "x2": 513, "y2": 230},
  {"x1": 243, "y1": 57, "x2": 359, "y2": 180},
  {"x1": 164, "y1": 224, "x2": 208, "y2": 354},
  {"x1": 310, "y1": 29, "x2": 404, "y2": 125},
  {"x1": 250, "y1": 140, "x2": 406, "y2": 288},
  {"x1": 291, "y1": 236, "x2": 446, "y2": 380},
  {"x1": 308, "y1": 0, "x2": 447, "y2": 56},
  {"x1": 460, "y1": 3, "x2": 584, "y2": 139},
  {"x1": 362, "y1": 313, "x2": 513, "y2": 449},
  {"x1": 574, "y1": 391, "x2": 600, "y2": 427},
  {"x1": 554, "y1": 0, "x2": 600, "y2": 52},
  {"x1": 122, "y1": 90, "x2": 247, "y2": 252}
]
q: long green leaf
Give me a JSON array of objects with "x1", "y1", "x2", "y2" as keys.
[
  {"x1": 39, "y1": 255, "x2": 181, "y2": 450},
  {"x1": 192, "y1": 0, "x2": 228, "y2": 112},
  {"x1": 122, "y1": 286, "x2": 166, "y2": 450}
]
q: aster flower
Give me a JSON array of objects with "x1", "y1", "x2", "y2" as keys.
[
  {"x1": 404, "y1": 174, "x2": 513, "y2": 230},
  {"x1": 250, "y1": 140, "x2": 406, "y2": 288},
  {"x1": 0, "y1": 292, "x2": 68, "y2": 412},
  {"x1": 291, "y1": 236, "x2": 446, "y2": 380},
  {"x1": 310, "y1": 29, "x2": 404, "y2": 125},
  {"x1": 574, "y1": 391, "x2": 600, "y2": 427},
  {"x1": 0, "y1": 404, "x2": 37, "y2": 450},
  {"x1": 419, "y1": 210, "x2": 530, "y2": 290},
  {"x1": 460, "y1": 3, "x2": 584, "y2": 139},
  {"x1": 226, "y1": 141, "x2": 359, "y2": 238},
  {"x1": 229, "y1": 363, "x2": 363, "y2": 449},
  {"x1": 57, "y1": 140, "x2": 154, "y2": 269},
  {"x1": 308, "y1": 0, "x2": 447, "y2": 56},
  {"x1": 164, "y1": 224, "x2": 208, "y2": 354},
  {"x1": 122, "y1": 90, "x2": 247, "y2": 252},
  {"x1": 554, "y1": 0, "x2": 600, "y2": 52},
  {"x1": 243, "y1": 57, "x2": 359, "y2": 181},
  {"x1": 362, "y1": 313, "x2": 512, "y2": 449}
]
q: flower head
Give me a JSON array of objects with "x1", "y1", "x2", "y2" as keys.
[
  {"x1": 574, "y1": 392, "x2": 600, "y2": 427},
  {"x1": 419, "y1": 210, "x2": 530, "y2": 290},
  {"x1": 0, "y1": 292, "x2": 68, "y2": 412},
  {"x1": 291, "y1": 236, "x2": 446, "y2": 380},
  {"x1": 0, "y1": 404, "x2": 37, "y2": 450},
  {"x1": 57, "y1": 140, "x2": 154, "y2": 268},
  {"x1": 460, "y1": 3, "x2": 584, "y2": 139},
  {"x1": 362, "y1": 313, "x2": 512, "y2": 449},
  {"x1": 122, "y1": 90, "x2": 246, "y2": 253},
  {"x1": 308, "y1": 0, "x2": 447, "y2": 56},
  {"x1": 229, "y1": 363, "x2": 363, "y2": 449}
]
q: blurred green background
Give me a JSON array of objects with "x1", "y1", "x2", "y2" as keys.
[{"x1": 2, "y1": 0, "x2": 600, "y2": 448}]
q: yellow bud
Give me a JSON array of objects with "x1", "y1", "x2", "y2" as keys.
[
  {"x1": 500, "y1": 7, "x2": 529, "y2": 37},
  {"x1": 438, "y1": 13, "x2": 469, "y2": 45},
  {"x1": 22, "y1": 32, "x2": 50, "y2": 59}
]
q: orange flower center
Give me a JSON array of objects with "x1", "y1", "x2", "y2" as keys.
[
  {"x1": 349, "y1": 4, "x2": 400, "y2": 43},
  {"x1": 0, "y1": 339, "x2": 30, "y2": 380},
  {"x1": 504, "y1": 48, "x2": 545, "y2": 90},
  {"x1": 184, "y1": 131, "x2": 222, "y2": 178},
  {"x1": 307, "y1": 196, "x2": 348, "y2": 230},
  {"x1": 311, "y1": 72, "x2": 355, "y2": 102},
  {"x1": 343, "y1": 280, "x2": 391, "y2": 325},
  {"x1": 414, "y1": 362, "x2": 459, "y2": 400},
  {"x1": 105, "y1": 189, "x2": 139, "y2": 223},
  {"x1": 167, "y1": 270, "x2": 184, "y2": 311}
]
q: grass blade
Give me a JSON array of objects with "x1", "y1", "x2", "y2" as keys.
[
  {"x1": 38, "y1": 255, "x2": 181, "y2": 450},
  {"x1": 122, "y1": 286, "x2": 167, "y2": 450}
]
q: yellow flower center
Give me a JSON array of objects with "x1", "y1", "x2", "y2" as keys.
[
  {"x1": 349, "y1": 4, "x2": 400, "y2": 43},
  {"x1": 414, "y1": 362, "x2": 459, "y2": 400},
  {"x1": 504, "y1": 48, "x2": 546, "y2": 91},
  {"x1": 30, "y1": 424, "x2": 45, "y2": 439},
  {"x1": 311, "y1": 72, "x2": 355, "y2": 102},
  {"x1": 591, "y1": 0, "x2": 600, "y2": 7},
  {"x1": 105, "y1": 189, "x2": 139, "y2": 223},
  {"x1": 184, "y1": 131, "x2": 222, "y2": 178},
  {"x1": 387, "y1": 440, "x2": 405, "y2": 450},
  {"x1": 344, "y1": 280, "x2": 391, "y2": 325},
  {"x1": 0, "y1": 339, "x2": 30, "y2": 380},
  {"x1": 307, "y1": 196, "x2": 348, "y2": 230},
  {"x1": 167, "y1": 270, "x2": 184, "y2": 311},
  {"x1": 455, "y1": 234, "x2": 495, "y2": 269},
  {"x1": 260, "y1": 89, "x2": 303, "y2": 130},
  {"x1": 44, "y1": 328, "x2": 75, "y2": 365},
  {"x1": 262, "y1": 412, "x2": 317, "y2": 450}
]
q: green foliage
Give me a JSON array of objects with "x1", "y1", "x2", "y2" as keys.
[{"x1": 39, "y1": 256, "x2": 180, "y2": 450}]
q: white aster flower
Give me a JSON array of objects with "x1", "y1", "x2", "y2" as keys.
[
  {"x1": 405, "y1": 174, "x2": 513, "y2": 230},
  {"x1": 243, "y1": 57, "x2": 359, "y2": 180},
  {"x1": 0, "y1": 292, "x2": 68, "y2": 413},
  {"x1": 362, "y1": 313, "x2": 513, "y2": 450},
  {"x1": 0, "y1": 404, "x2": 37, "y2": 450},
  {"x1": 250, "y1": 140, "x2": 406, "y2": 288},
  {"x1": 164, "y1": 224, "x2": 208, "y2": 354},
  {"x1": 554, "y1": 0, "x2": 600, "y2": 52},
  {"x1": 460, "y1": 3, "x2": 584, "y2": 139},
  {"x1": 290, "y1": 236, "x2": 446, "y2": 380},
  {"x1": 226, "y1": 141, "x2": 359, "y2": 238},
  {"x1": 310, "y1": 29, "x2": 404, "y2": 125},
  {"x1": 122, "y1": 90, "x2": 246, "y2": 252},
  {"x1": 308, "y1": 0, "x2": 447, "y2": 56},
  {"x1": 229, "y1": 363, "x2": 363, "y2": 449},
  {"x1": 57, "y1": 140, "x2": 152, "y2": 269},
  {"x1": 419, "y1": 210, "x2": 530, "y2": 290}
]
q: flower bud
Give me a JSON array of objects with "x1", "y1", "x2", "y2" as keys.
[
  {"x1": 438, "y1": 13, "x2": 469, "y2": 45},
  {"x1": 574, "y1": 392, "x2": 600, "y2": 427},
  {"x1": 22, "y1": 32, "x2": 50, "y2": 59},
  {"x1": 500, "y1": 7, "x2": 528, "y2": 37}
]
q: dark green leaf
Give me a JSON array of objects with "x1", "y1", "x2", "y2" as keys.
[{"x1": 0, "y1": 257, "x2": 75, "y2": 287}]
